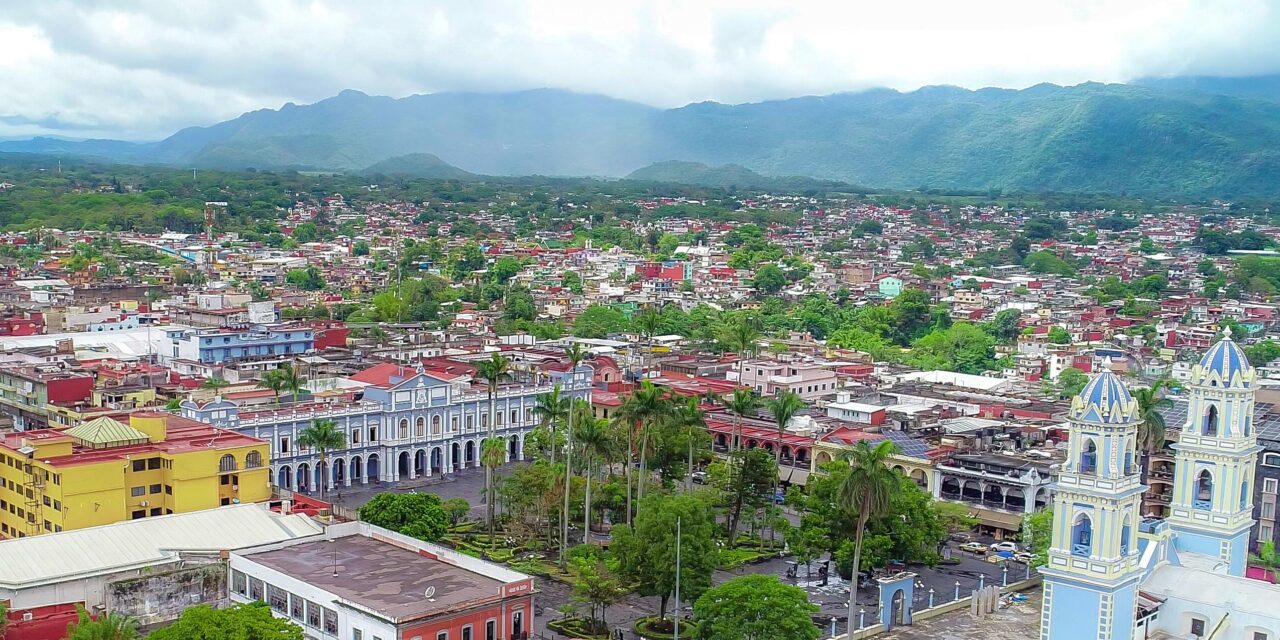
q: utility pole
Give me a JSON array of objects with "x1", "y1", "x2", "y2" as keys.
[{"x1": 674, "y1": 516, "x2": 682, "y2": 640}]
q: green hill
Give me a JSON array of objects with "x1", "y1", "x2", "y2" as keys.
[
  {"x1": 361, "y1": 153, "x2": 476, "y2": 179},
  {"x1": 626, "y1": 160, "x2": 849, "y2": 191},
  {"x1": 6, "y1": 81, "x2": 1280, "y2": 198}
]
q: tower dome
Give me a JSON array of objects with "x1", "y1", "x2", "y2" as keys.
[
  {"x1": 1192, "y1": 328, "x2": 1254, "y2": 388},
  {"x1": 1069, "y1": 368, "x2": 1138, "y2": 424}
]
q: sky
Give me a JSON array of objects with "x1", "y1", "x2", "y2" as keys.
[{"x1": 2, "y1": 0, "x2": 1279, "y2": 140}]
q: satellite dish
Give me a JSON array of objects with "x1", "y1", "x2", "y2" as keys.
[{"x1": 424, "y1": 586, "x2": 436, "y2": 600}]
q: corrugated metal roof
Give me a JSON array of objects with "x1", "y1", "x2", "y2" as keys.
[
  {"x1": 64, "y1": 416, "x2": 149, "y2": 447},
  {"x1": 0, "y1": 504, "x2": 323, "y2": 589}
]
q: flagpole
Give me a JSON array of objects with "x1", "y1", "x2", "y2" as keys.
[{"x1": 674, "y1": 516, "x2": 681, "y2": 640}]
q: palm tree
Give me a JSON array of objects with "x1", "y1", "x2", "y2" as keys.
[
  {"x1": 767, "y1": 390, "x2": 806, "y2": 478},
  {"x1": 561, "y1": 341, "x2": 588, "y2": 565},
  {"x1": 481, "y1": 437, "x2": 508, "y2": 551},
  {"x1": 673, "y1": 395, "x2": 707, "y2": 493},
  {"x1": 616, "y1": 380, "x2": 671, "y2": 523},
  {"x1": 66, "y1": 606, "x2": 139, "y2": 640},
  {"x1": 200, "y1": 376, "x2": 229, "y2": 391},
  {"x1": 576, "y1": 412, "x2": 612, "y2": 538},
  {"x1": 1133, "y1": 381, "x2": 1172, "y2": 482},
  {"x1": 837, "y1": 439, "x2": 902, "y2": 631},
  {"x1": 276, "y1": 364, "x2": 306, "y2": 402},
  {"x1": 726, "y1": 388, "x2": 761, "y2": 452},
  {"x1": 258, "y1": 368, "x2": 288, "y2": 402},
  {"x1": 476, "y1": 352, "x2": 512, "y2": 543},
  {"x1": 634, "y1": 306, "x2": 664, "y2": 377},
  {"x1": 297, "y1": 419, "x2": 346, "y2": 501},
  {"x1": 534, "y1": 384, "x2": 569, "y2": 464},
  {"x1": 720, "y1": 313, "x2": 762, "y2": 389}
]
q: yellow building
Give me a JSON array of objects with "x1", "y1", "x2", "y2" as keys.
[{"x1": 0, "y1": 412, "x2": 270, "y2": 538}]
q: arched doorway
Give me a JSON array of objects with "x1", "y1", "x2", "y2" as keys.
[
  {"x1": 1195, "y1": 470, "x2": 1214, "y2": 510},
  {"x1": 451, "y1": 442, "x2": 461, "y2": 471},
  {"x1": 1034, "y1": 487, "x2": 1049, "y2": 510},
  {"x1": 465, "y1": 440, "x2": 476, "y2": 467},
  {"x1": 889, "y1": 588, "x2": 906, "y2": 630},
  {"x1": 910, "y1": 468, "x2": 928, "y2": 489},
  {"x1": 509, "y1": 435, "x2": 520, "y2": 461},
  {"x1": 961, "y1": 480, "x2": 982, "y2": 501},
  {"x1": 431, "y1": 447, "x2": 443, "y2": 474},
  {"x1": 414, "y1": 449, "x2": 427, "y2": 476},
  {"x1": 1005, "y1": 487, "x2": 1025, "y2": 511},
  {"x1": 297, "y1": 463, "x2": 310, "y2": 493},
  {"x1": 398, "y1": 451, "x2": 411, "y2": 479},
  {"x1": 351, "y1": 456, "x2": 363, "y2": 483},
  {"x1": 278, "y1": 465, "x2": 292, "y2": 490},
  {"x1": 366, "y1": 454, "x2": 381, "y2": 482},
  {"x1": 983, "y1": 484, "x2": 1005, "y2": 508},
  {"x1": 941, "y1": 477, "x2": 961, "y2": 499},
  {"x1": 315, "y1": 461, "x2": 328, "y2": 492},
  {"x1": 333, "y1": 458, "x2": 346, "y2": 486}
]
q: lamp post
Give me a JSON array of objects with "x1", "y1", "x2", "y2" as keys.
[
  {"x1": 979, "y1": 573, "x2": 985, "y2": 590},
  {"x1": 954, "y1": 580, "x2": 961, "y2": 601},
  {"x1": 928, "y1": 588, "x2": 935, "y2": 608},
  {"x1": 1002, "y1": 565, "x2": 1009, "y2": 587}
]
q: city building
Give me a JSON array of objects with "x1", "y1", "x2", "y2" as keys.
[
  {"x1": 230, "y1": 521, "x2": 535, "y2": 640},
  {"x1": 171, "y1": 326, "x2": 314, "y2": 364},
  {"x1": 181, "y1": 361, "x2": 592, "y2": 492},
  {"x1": 0, "y1": 503, "x2": 323, "y2": 640},
  {"x1": 1042, "y1": 336, "x2": 1280, "y2": 640},
  {"x1": 730, "y1": 360, "x2": 839, "y2": 400},
  {"x1": 0, "y1": 413, "x2": 271, "y2": 538},
  {"x1": 0, "y1": 364, "x2": 94, "y2": 430}
]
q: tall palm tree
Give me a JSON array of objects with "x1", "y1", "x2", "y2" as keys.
[
  {"x1": 576, "y1": 412, "x2": 612, "y2": 541},
  {"x1": 1133, "y1": 381, "x2": 1172, "y2": 482},
  {"x1": 616, "y1": 380, "x2": 671, "y2": 523},
  {"x1": 258, "y1": 368, "x2": 288, "y2": 402},
  {"x1": 673, "y1": 395, "x2": 707, "y2": 493},
  {"x1": 475, "y1": 352, "x2": 512, "y2": 543},
  {"x1": 720, "y1": 313, "x2": 761, "y2": 391},
  {"x1": 297, "y1": 419, "x2": 345, "y2": 501},
  {"x1": 481, "y1": 437, "x2": 508, "y2": 551},
  {"x1": 534, "y1": 384, "x2": 569, "y2": 464},
  {"x1": 726, "y1": 388, "x2": 761, "y2": 452},
  {"x1": 561, "y1": 342, "x2": 588, "y2": 565},
  {"x1": 66, "y1": 606, "x2": 139, "y2": 640},
  {"x1": 200, "y1": 376, "x2": 229, "y2": 391},
  {"x1": 767, "y1": 390, "x2": 806, "y2": 478},
  {"x1": 635, "y1": 306, "x2": 664, "y2": 377},
  {"x1": 837, "y1": 439, "x2": 901, "y2": 632}
]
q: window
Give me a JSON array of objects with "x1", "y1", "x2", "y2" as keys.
[
  {"x1": 132, "y1": 459, "x2": 146, "y2": 472},
  {"x1": 1190, "y1": 618, "x2": 1206, "y2": 636},
  {"x1": 416, "y1": 417, "x2": 425, "y2": 437},
  {"x1": 462, "y1": 626, "x2": 472, "y2": 640},
  {"x1": 280, "y1": 437, "x2": 290, "y2": 453},
  {"x1": 369, "y1": 426, "x2": 377, "y2": 442},
  {"x1": 323, "y1": 608, "x2": 338, "y2": 634},
  {"x1": 1071, "y1": 513, "x2": 1093, "y2": 557},
  {"x1": 305, "y1": 600, "x2": 321, "y2": 628},
  {"x1": 1204, "y1": 405, "x2": 1219, "y2": 437},
  {"x1": 267, "y1": 584, "x2": 287, "y2": 613},
  {"x1": 466, "y1": 415, "x2": 474, "y2": 430},
  {"x1": 149, "y1": 484, "x2": 161, "y2": 494},
  {"x1": 486, "y1": 620, "x2": 496, "y2": 640},
  {"x1": 1263, "y1": 502, "x2": 1275, "y2": 519},
  {"x1": 290, "y1": 595, "x2": 303, "y2": 620},
  {"x1": 399, "y1": 419, "x2": 409, "y2": 439},
  {"x1": 1262, "y1": 523, "x2": 1274, "y2": 541},
  {"x1": 249, "y1": 578, "x2": 264, "y2": 601},
  {"x1": 1195, "y1": 470, "x2": 1214, "y2": 510},
  {"x1": 1255, "y1": 632, "x2": 1269, "y2": 640},
  {"x1": 130, "y1": 486, "x2": 146, "y2": 497},
  {"x1": 437, "y1": 632, "x2": 448, "y2": 640},
  {"x1": 351, "y1": 429, "x2": 360, "y2": 445},
  {"x1": 1265, "y1": 453, "x2": 1280, "y2": 467},
  {"x1": 353, "y1": 631, "x2": 363, "y2": 640},
  {"x1": 1079, "y1": 439, "x2": 1097, "y2": 475},
  {"x1": 1266, "y1": 478, "x2": 1279, "y2": 494},
  {"x1": 147, "y1": 457, "x2": 161, "y2": 470},
  {"x1": 231, "y1": 569, "x2": 247, "y2": 595}
]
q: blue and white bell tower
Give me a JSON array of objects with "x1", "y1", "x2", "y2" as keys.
[
  {"x1": 1040, "y1": 368, "x2": 1145, "y2": 640},
  {"x1": 1167, "y1": 330, "x2": 1261, "y2": 576}
]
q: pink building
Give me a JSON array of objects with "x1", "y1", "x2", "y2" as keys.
[{"x1": 733, "y1": 361, "x2": 838, "y2": 399}]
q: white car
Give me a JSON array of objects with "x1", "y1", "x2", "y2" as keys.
[
  {"x1": 990, "y1": 541, "x2": 1020, "y2": 554},
  {"x1": 1025, "y1": 449, "x2": 1053, "y2": 459}
]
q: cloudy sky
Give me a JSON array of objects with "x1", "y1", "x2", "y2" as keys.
[{"x1": 2, "y1": 0, "x2": 1278, "y2": 140}]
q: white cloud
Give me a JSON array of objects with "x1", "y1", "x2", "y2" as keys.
[{"x1": 1, "y1": 0, "x2": 1278, "y2": 139}]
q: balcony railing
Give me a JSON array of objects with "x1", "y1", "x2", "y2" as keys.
[
  {"x1": 1194, "y1": 499, "x2": 1212, "y2": 510},
  {"x1": 1072, "y1": 544, "x2": 1090, "y2": 557}
]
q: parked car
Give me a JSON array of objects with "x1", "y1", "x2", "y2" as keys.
[
  {"x1": 691, "y1": 471, "x2": 708, "y2": 484},
  {"x1": 990, "y1": 541, "x2": 1020, "y2": 554},
  {"x1": 1013, "y1": 551, "x2": 1035, "y2": 564},
  {"x1": 1025, "y1": 449, "x2": 1053, "y2": 459},
  {"x1": 960, "y1": 542, "x2": 989, "y2": 554},
  {"x1": 948, "y1": 532, "x2": 972, "y2": 543}
]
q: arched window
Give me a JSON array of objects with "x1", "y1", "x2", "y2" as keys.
[
  {"x1": 1121, "y1": 516, "x2": 1132, "y2": 556},
  {"x1": 1244, "y1": 416, "x2": 1252, "y2": 437},
  {"x1": 219, "y1": 454, "x2": 237, "y2": 473},
  {"x1": 1080, "y1": 439, "x2": 1098, "y2": 475},
  {"x1": 432, "y1": 415, "x2": 442, "y2": 434},
  {"x1": 245, "y1": 451, "x2": 263, "y2": 469},
  {"x1": 1241, "y1": 481, "x2": 1250, "y2": 511},
  {"x1": 415, "y1": 417, "x2": 425, "y2": 437},
  {"x1": 1071, "y1": 513, "x2": 1093, "y2": 557},
  {"x1": 398, "y1": 419, "x2": 409, "y2": 439},
  {"x1": 1194, "y1": 470, "x2": 1214, "y2": 510},
  {"x1": 1204, "y1": 405, "x2": 1219, "y2": 437},
  {"x1": 1124, "y1": 438, "x2": 1135, "y2": 476}
]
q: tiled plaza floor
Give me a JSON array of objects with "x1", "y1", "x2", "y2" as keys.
[{"x1": 878, "y1": 588, "x2": 1042, "y2": 640}]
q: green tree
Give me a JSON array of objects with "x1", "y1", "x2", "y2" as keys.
[
  {"x1": 357, "y1": 492, "x2": 449, "y2": 542},
  {"x1": 490, "y1": 256, "x2": 523, "y2": 284},
  {"x1": 1253, "y1": 540, "x2": 1280, "y2": 584},
  {"x1": 65, "y1": 607, "x2": 139, "y2": 640},
  {"x1": 613, "y1": 494, "x2": 718, "y2": 624},
  {"x1": 296, "y1": 419, "x2": 345, "y2": 500},
  {"x1": 1024, "y1": 250, "x2": 1076, "y2": 276},
  {"x1": 292, "y1": 222, "x2": 319, "y2": 244},
  {"x1": 352, "y1": 240, "x2": 370, "y2": 256},
  {"x1": 576, "y1": 414, "x2": 613, "y2": 536},
  {"x1": 200, "y1": 376, "x2": 230, "y2": 391},
  {"x1": 1047, "y1": 326, "x2": 1071, "y2": 344},
  {"x1": 718, "y1": 448, "x2": 777, "y2": 547},
  {"x1": 890, "y1": 288, "x2": 932, "y2": 344},
  {"x1": 836, "y1": 439, "x2": 901, "y2": 632},
  {"x1": 257, "y1": 368, "x2": 288, "y2": 401},
  {"x1": 1133, "y1": 382, "x2": 1172, "y2": 480},
  {"x1": 908, "y1": 322, "x2": 996, "y2": 374},
  {"x1": 767, "y1": 391, "x2": 805, "y2": 481},
  {"x1": 1024, "y1": 509, "x2": 1054, "y2": 568},
  {"x1": 562, "y1": 270, "x2": 584, "y2": 294},
  {"x1": 725, "y1": 388, "x2": 761, "y2": 452},
  {"x1": 1053, "y1": 367, "x2": 1089, "y2": 399},
  {"x1": 285, "y1": 265, "x2": 325, "y2": 290},
  {"x1": 443, "y1": 497, "x2": 471, "y2": 527},
  {"x1": 533, "y1": 384, "x2": 570, "y2": 465},
  {"x1": 694, "y1": 575, "x2": 820, "y2": 640},
  {"x1": 984, "y1": 308, "x2": 1023, "y2": 344},
  {"x1": 147, "y1": 602, "x2": 303, "y2": 640},
  {"x1": 572, "y1": 304, "x2": 627, "y2": 339},
  {"x1": 616, "y1": 381, "x2": 672, "y2": 522},
  {"x1": 476, "y1": 352, "x2": 511, "y2": 545},
  {"x1": 569, "y1": 556, "x2": 625, "y2": 634},
  {"x1": 752, "y1": 264, "x2": 788, "y2": 295}
]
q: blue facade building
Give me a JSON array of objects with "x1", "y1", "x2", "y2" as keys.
[
  {"x1": 182, "y1": 361, "x2": 592, "y2": 492},
  {"x1": 173, "y1": 327, "x2": 314, "y2": 364}
]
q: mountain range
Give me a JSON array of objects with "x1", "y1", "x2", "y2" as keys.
[{"x1": 5, "y1": 76, "x2": 1280, "y2": 198}]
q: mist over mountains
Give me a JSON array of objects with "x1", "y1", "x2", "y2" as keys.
[{"x1": 4, "y1": 77, "x2": 1280, "y2": 198}]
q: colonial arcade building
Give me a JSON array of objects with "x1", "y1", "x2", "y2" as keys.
[{"x1": 181, "y1": 361, "x2": 592, "y2": 493}]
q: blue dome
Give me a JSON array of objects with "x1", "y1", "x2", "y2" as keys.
[
  {"x1": 1070, "y1": 370, "x2": 1137, "y2": 424},
  {"x1": 1195, "y1": 333, "x2": 1253, "y2": 388}
]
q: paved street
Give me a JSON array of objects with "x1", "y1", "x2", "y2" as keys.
[{"x1": 299, "y1": 464, "x2": 1035, "y2": 639}]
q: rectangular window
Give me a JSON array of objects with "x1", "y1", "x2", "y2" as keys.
[
  {"x1": 1190, "y1": 619, "x2": 1205, "y2": 636},
  {"x1": 462, "y1": 626, "x2": 472, "y2": 640},
  {"x1": 267, "y1": 584, "x2": 288, "y2": 613},
  {"x1": 149, "y1": 484, "x2": 162, "y2": 494},
  {"x1": 290, "y1": 594, "x2": 303, "y2": 620},
  {"x1": 1263, "y1": 502, "x2": 1275, "y2": 519},
  {"x1": 249, "y1": 578, "x2": 264, "y2": 601},
  {"x1": 351, "y1": 429, "x2": 360, "y2": 445},
  {"x1": 130, "y1": 486, "x2": 145, "y2": 497},
  {"x1": 1262, "y1": 523, "x2": 1274, "y2": 541},
  {"x1": 1255, "y1": 632, "x2": 1269, "y2": 640},
  {"x1": 486, "y1": 620, "x2": 496, "y2": 640},
  {"x1": 231, "y1": 569, "x2": 247, "y2": 595},
  {"x1": 279, "y1": 437, "x2": 289, "y2": 453},
  {"x1": 305, "y1": 600, "x2": 320, "y2": 628},
  {"x1": 323, "y1": 608, "x2": 338, "y2": 634},
  {"x1": 132, "y1": 459, "x2": 145, "y2": 472},
  {"x1": 353, "y1": 631, "x2": 363, "y2": 640},
  {"x1": 147, "y1": 457, "x2": 161, "y2": 470},
  {"x1": 437, "y1": 633, "x2": 448, "y2": 640},
  {"x1": 1265, "y1": 478, "x2": 1279, "y2": 494}
]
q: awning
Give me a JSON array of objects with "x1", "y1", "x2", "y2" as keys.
[
  {"x1": 781, "y1": 467, "x2": 810, "y2": 486},
  {"x1": 975, "y1": 508, "x2": 1025, "y2": 530}
]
